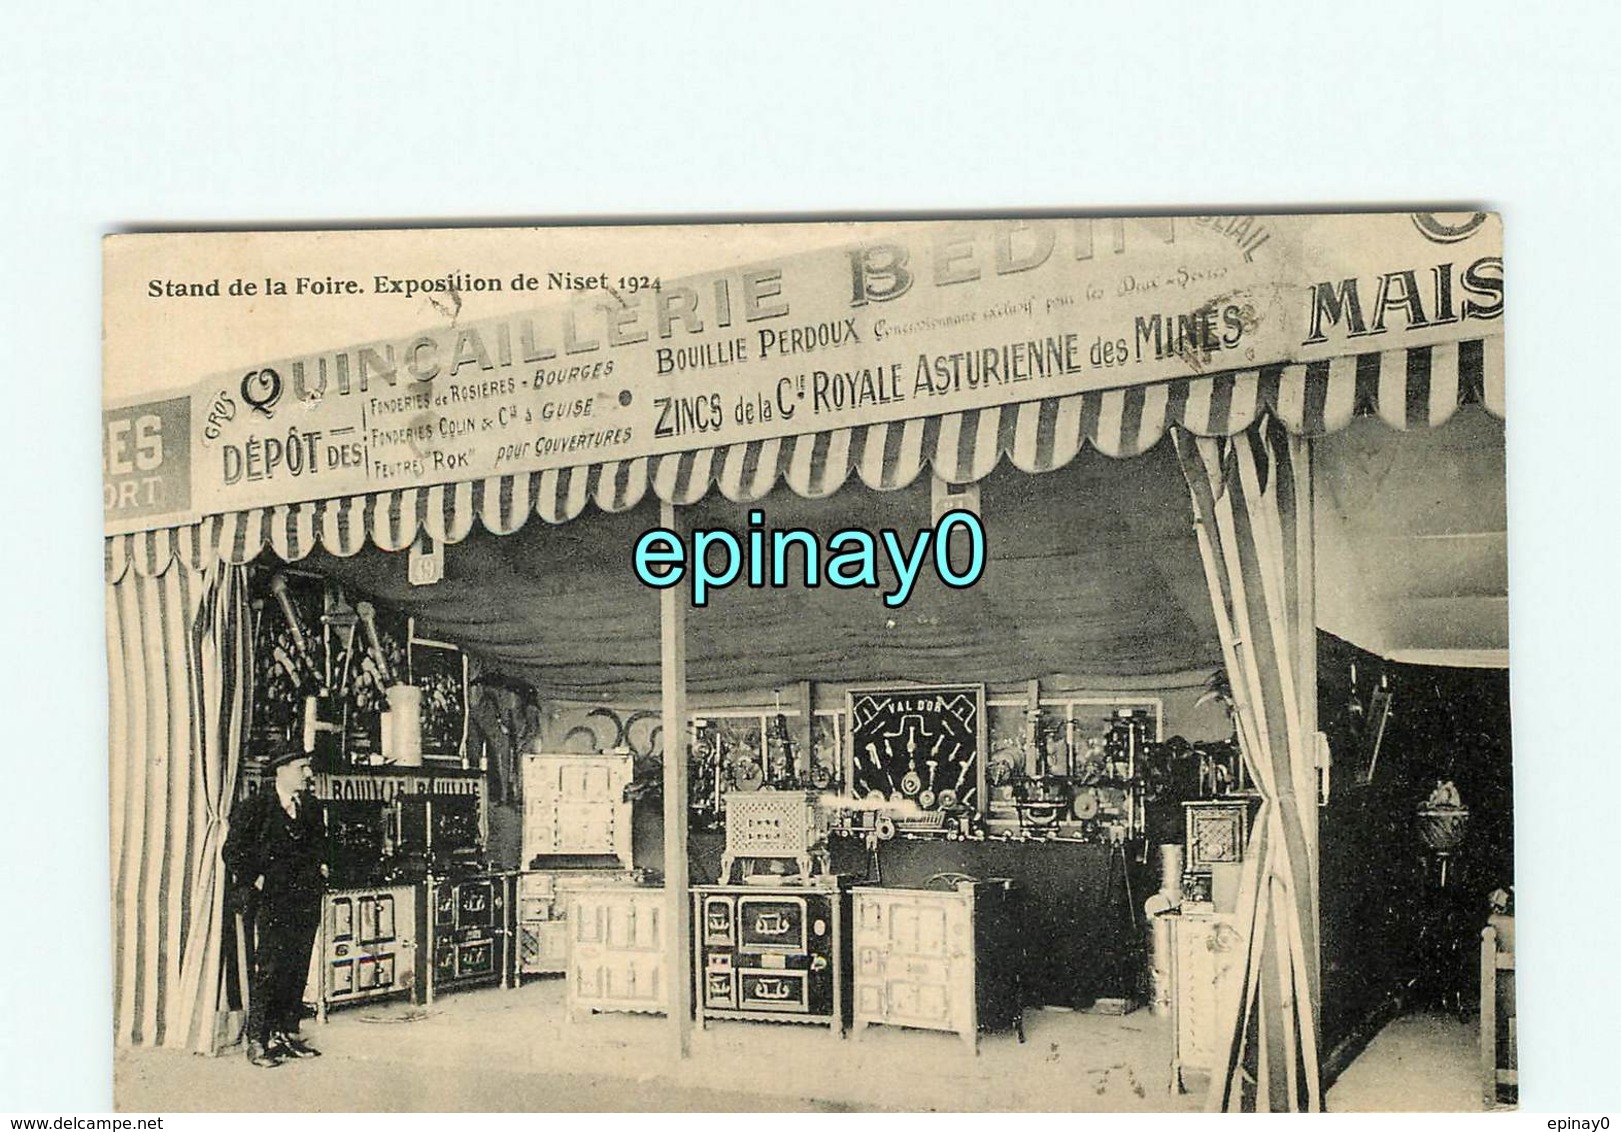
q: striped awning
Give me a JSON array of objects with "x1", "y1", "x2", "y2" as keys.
[{"x1": 105, "y1": 339, "x2": 1503, "y2": 583}]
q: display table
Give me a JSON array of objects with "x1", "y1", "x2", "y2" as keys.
[
  {"x1": 635, "y1": 811, "x2": 1148, "y2": 1010},
  {"x1": 834, "y1": 836, "x2": 1141, "y2": 1009}
]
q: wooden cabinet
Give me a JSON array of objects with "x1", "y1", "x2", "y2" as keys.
[
  {"x1": 515, "y1": 869, "x2": 635, "y2": 977},
  {"x1": 1165, "y1": 910, "x2": 1246, "y2": 1092},
  {"x1": 521, "y1": 753, "x2": 633, "y2": 869},
  {"x1": 566, "y1": 885, "x2": 667, "y2": 1017},
  {"x1": 850, "y1": 882, "x2": 1022, "y2": 1051}
]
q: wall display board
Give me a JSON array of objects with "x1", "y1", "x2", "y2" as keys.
[
  {"x1": 687, "y1": 708, "x2": 847, "y2": 830},
  {"x1": 332, "y1": 600, "x2": 408, "y2": 762},
  {"x1": 408, "y1": 633, "x2": 470, "y2": 764},
  {"x1": 846, "y1": 685, "x2": 986, "y2": 819}
]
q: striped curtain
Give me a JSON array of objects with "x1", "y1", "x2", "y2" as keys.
[
  {"x1": 107, "y1": 561, "x2": 250, "y2": 1053},
  {"x1": 1174, "y1": 418, "x2": 1321, "y2": 1112}
]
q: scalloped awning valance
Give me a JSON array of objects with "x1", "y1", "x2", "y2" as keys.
[{"x1": 105, "y1": 339, "x2": 1501, "y2": 583}]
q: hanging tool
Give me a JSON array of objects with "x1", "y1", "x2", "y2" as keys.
[
  {"x1": 925, "y1": 733, "x2": 944, "y2": 790},
  {"x1": 354, "y1": 601, "x2": 396, "y2": 688},
  {"x1": 899, "y1": 728, "x2": 922, "y2": 796},
  {"x1": 269, "y1": 573, "x2": 314, "y2": 681},
  {"x1": 950, "y1": 743, "x2": 974, "y2": 792},
  {"x1": 866, "y1": 742, "x2": 898, "y2": 796}
]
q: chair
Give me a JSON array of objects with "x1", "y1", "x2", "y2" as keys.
[{"x1": 1480, "y1": 913, "x2": 1516, "y2": 1106}]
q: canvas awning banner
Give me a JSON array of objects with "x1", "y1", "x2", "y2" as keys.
[
  {"x1": 104, "y1": 213, "x2": 1502, "y2": 537},
  {"x1": 105, "y1": 337, "x2": 1502, "y2": 582}
]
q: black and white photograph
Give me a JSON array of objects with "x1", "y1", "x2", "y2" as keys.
[
  {"x1": 7, "y1": 4, "x2": 1621, "y2": 1122},
  {"x1": 99, "y1": 214, "x2": 1512, "y2": 1112}
]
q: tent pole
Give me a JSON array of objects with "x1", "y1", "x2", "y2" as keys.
[
  {"x1": 659, "y1": 498, "x2": 693, "y2": 1059},
  {"x1": 1290, "y1": 432, "x2": 1322, "y2": 1043},
  {"x1": 1292, "y1": 435, "x2": 1319, "y2": 863}
]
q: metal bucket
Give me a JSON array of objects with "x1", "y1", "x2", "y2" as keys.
[{"x1": 1158, "y1": 844, "x2": 1185, "y2": 902}]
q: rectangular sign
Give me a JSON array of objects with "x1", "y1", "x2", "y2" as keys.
[
  {"x1": 314, "y1": 771, "x2": 482, "y2": 803},
  {"x1": 103, "y1": 213, "x2": 1502, "y2": 534},
  {"x1": 101, "y1": 396, "x2": 191, "y2": 524}
]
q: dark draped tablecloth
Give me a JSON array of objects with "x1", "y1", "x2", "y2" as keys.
[{"x1": 633, "y1": 807, "x2": 1147, "y2": 1008}]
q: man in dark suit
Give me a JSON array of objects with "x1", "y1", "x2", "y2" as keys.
[{"x1": 225, "y1": 746, "x2": 329, "y2": 1067}]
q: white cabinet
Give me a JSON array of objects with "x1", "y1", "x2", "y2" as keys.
[
  {"x1": 566, "y1": 885, "x2": 667, "y2": 1017},
  {"x1": 521, "y1": 753, "x2": 633, "y2": 869},
  {"x1": 515, "y1": 869, "x2": 634, "y2": 977},
  {"x1": 310, "y1": 884, "x2": 419, "y2": 1020},
  {"x1": 851, "y1": 883, "x2": 1021, "y2": 1050},
  {"x1": 1167, "y1": 910, "x2": 1246, "y2": 1092}
]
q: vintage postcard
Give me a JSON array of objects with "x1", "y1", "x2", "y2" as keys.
[{"x1": 102, "y1": 213, "x2": 1510, "y2": 1113}]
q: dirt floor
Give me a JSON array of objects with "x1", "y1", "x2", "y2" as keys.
[
  {"x1": 1325, "y1": 1011, "x2": 1495, "y2": 1112},
  {"x1": 115, "y1": 981, "x2": 1491, "y2": 1113},
  {"x1": 116, "y1": 979, "x2": 1201, "y2": 1113}
]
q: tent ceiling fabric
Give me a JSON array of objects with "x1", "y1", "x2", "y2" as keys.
[
  {"x1": 1313, "y1": 405, "x2": 1508, "y2": 668},
  {"x1": 306, "y1": 441, "x2": 1222, "y2": 699},
  {"x1": 104, "y1": 339, "x2": 1502, "y2": 584}
]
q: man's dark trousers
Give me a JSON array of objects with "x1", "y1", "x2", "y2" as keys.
[{"x1": 246, "y1": 894, "x2": 321, "y2": 1045}]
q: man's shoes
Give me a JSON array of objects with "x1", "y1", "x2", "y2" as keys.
[
  {"x1": 245, "y1": 1040, "x2": 281, "y2": 1068},
  {"x1": 270, "y1": 1032, "x2": 321, "y2": 1059}
]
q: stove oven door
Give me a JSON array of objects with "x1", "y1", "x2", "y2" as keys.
[{"x1": 738, "y1": 968, "x2": 809, "y2": 1012}]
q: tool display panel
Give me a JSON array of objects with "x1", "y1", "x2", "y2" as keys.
[{"x1": 846, "y1": 685, "x2": 986, "y2": 826}]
